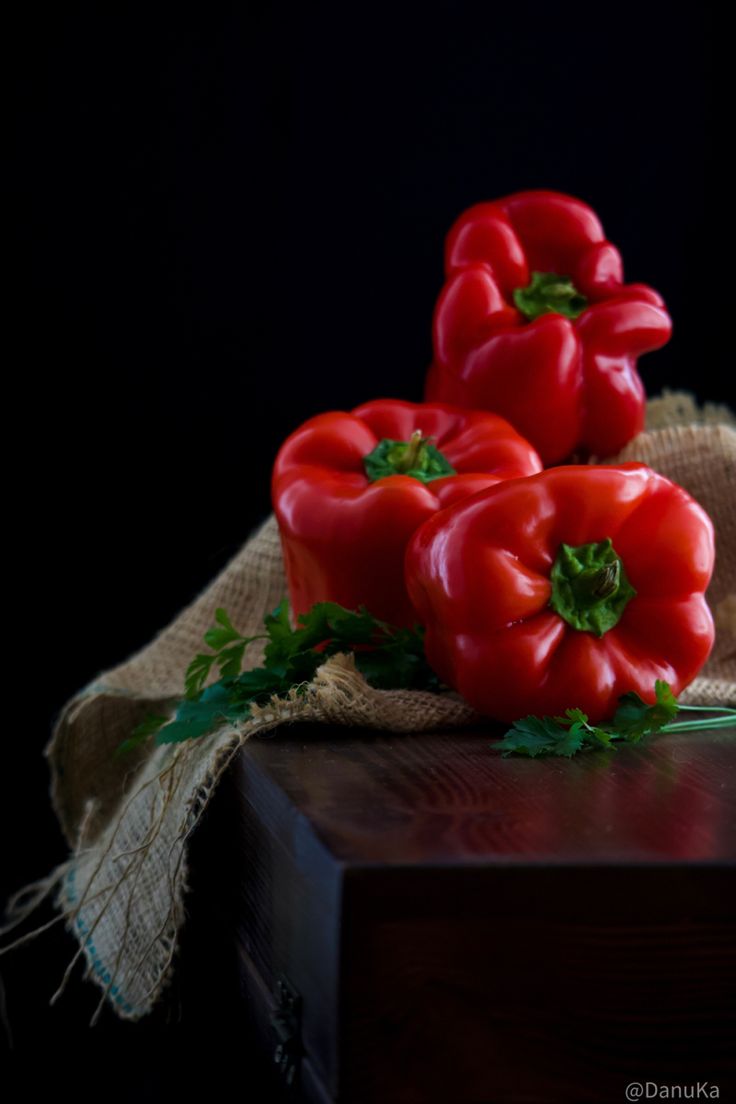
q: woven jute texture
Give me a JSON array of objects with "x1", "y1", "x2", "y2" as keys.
[{"x1": 1, "y1": 392, "x2": 734, "y2": 1023}]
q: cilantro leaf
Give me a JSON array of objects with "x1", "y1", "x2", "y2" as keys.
[
  {"x1": 156, "y1": 682, "x2": 249, "y2": 744},
  {"x1": 611, "y1": 679, "x2": 679, "y2": 741},
  {"x1": 119, "y1": 598, "x2": 442, "y2": 753},
  {"x1": 557, "y1": 707, "x2": 616, "y2": 748},
  {"x1": 185, "y1": 608, "x2": 264, "y2": 697},
  {"x1": 228, "y1": 665, "x2": 296, "y2": 703},
  {"x1": 204, "y1": 607, "x2": 243, "y2": 651},
  {"x1": 184, "y1": 652, "x2": 218, "y2": 699},
  {"x1": 216, "y1": 642, "x2": 248, "y2": 679},
  {"x1": 495, "y1": 715, "x2": 566, "y2": 758},
  {"x1": 352, "y1": 622, "x2": 438, "y2": 690},
  {"x1": 262, "y1": 601, "x2": 295, "y2": 669},
  {"x1": 554, "y1": 722, "x2": 587, "y2": 758},
  {"x1": 496, "y1": 680, "x2": 688, "y2": 758}
]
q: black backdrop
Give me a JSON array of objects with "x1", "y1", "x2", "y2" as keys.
[{"x1": 4, "y1": 2, "x2": 730, "y2": 1098}]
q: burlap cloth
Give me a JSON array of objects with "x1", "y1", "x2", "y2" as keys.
[{"x1": 1, "y1": 392, "x2": 734, "y2": 1023}]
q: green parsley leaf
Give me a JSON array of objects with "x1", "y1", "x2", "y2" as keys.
[
  {"x1": 156, "y1": 682, "x2": 249, "y2": 745},
  {"x1": 216, "y1": 642, "x2": 248, "y2": 680},
  {"x1": 185, "y1": 607, "x2": 264, "y2": 698},
  {"x1": 119, "y1": 598, "x2": 442, "y2": 753},
  {"x1": 557, "y1": 707, "x2": 615, "y2": 748},
  {"x1": 554, "y1": 722, "x2": 587, "y2": 758},
  {"x1": 611, "y1": 679, "x2": 679, "y2": 742},
  {"x1": 204, "y1": 607, "x2": 243, "y2": 650},
  {"x1": 496, "y1": 715, "x2": 566, "y2": 758},
  {"x1": 262, "y1": 601, "x2": 294, "y2": 669},
  {"x1": 184, "y1": 653, "x2": 218, "y2": 700},
  {"x1": 496, "y1": 680, "x2": 691, "y2": 758}
]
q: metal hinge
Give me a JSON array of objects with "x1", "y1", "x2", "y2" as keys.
[{"x1": 270, "y1": 973, "x2": 302, "y2": 1089}]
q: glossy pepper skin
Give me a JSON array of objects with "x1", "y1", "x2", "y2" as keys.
[
  {"x1": 426, "y1": 191, "x2": 672, "y2": 464},
  {"x1": 272, "y1": 398, "x2": 542, "y2": 627},
  {"x1": 406, "y1": 464, "x2": 714, "y2": 723}
]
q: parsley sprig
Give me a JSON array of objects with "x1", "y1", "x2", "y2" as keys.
[
  {"x1": 494, "y1": 679, "x2": 736, "y2": 758},
  {"x1": 118, "y1": 601, "x2": 439, "y2": 753},
  {"x1": 119, "y1": 608, "x2": 735, "y2": 759}
]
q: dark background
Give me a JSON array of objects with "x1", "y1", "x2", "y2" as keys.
[{"x1": 4, "y1": 2, "x2": 729, "y2": 1099}]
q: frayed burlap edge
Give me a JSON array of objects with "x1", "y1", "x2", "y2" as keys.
[{"x1": 1, "y1": 654, "x2": 476, "y2": 1021}]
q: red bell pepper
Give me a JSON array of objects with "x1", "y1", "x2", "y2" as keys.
[
  {"x1": 426, "y1": 190, "x2": 672, "y2": 464},
  {"x1": 272, "y1": 398, "x2": 542, "y2": 626},
  {"x1": 406, "y1": 464, "x2": 715, "y2": 723}
]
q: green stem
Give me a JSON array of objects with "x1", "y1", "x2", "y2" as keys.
[
  {"x1": 396, "y1": 430, "x2": 425, "y2": 473},
  {"x1": 675, "y1": 704, "x2": 736, "y2": 715},
  {"x1": 661, "y1": 716, "x2": 736, "y2": 733},
  {"x1": 513, "y1": 271, "x2": 588, "y2": 322},
  {"x1": 363, "y1": 433, "x2": 457, "y2": 484},
  {"x1": 549, "y1": 538, "x2": 636, "y2": 636}
]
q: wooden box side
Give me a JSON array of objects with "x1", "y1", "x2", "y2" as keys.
[
  {"x1": 228, "y1": 751, "x2": 346, "y2": 1102},
  {"x1": 339, "y1": 864, "x2": 736, "y2": 1104}
]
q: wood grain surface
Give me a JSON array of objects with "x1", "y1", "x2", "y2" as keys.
[
  {"x1": 239, "y1": 724, "x2": 735, "y2": 863},
  {"x1": 215, "y1": 723, "x2": 735, "y2": 1103}
]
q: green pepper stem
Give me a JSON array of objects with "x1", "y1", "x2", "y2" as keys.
[
  {"x1": 549, "y1": 538, "x2": 636, "y2": 637},
  {"x1": 363, "y1": 433, "x2": 457, "y2": 485},
  {"x1": 513, "y1": 271, "x2": 588, "y2": 322},
  {"x1": 577, "y1": 561, "x2": 621, "y2": 601},
  {"x1": 396, "y1": 430, "x2": 426, "y2": 473}
]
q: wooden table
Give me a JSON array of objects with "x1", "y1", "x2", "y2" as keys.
[{"x1": 208, "y1": 723, "x2": 736, "y2": 1103}]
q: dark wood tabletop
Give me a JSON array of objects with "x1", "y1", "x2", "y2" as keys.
[
  {"x1": 241, "y1": 722, "x2": 736, "y2": 865},
  {"x1": 222, "y1": 721, "x2": 735, "y2": 1103}
]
